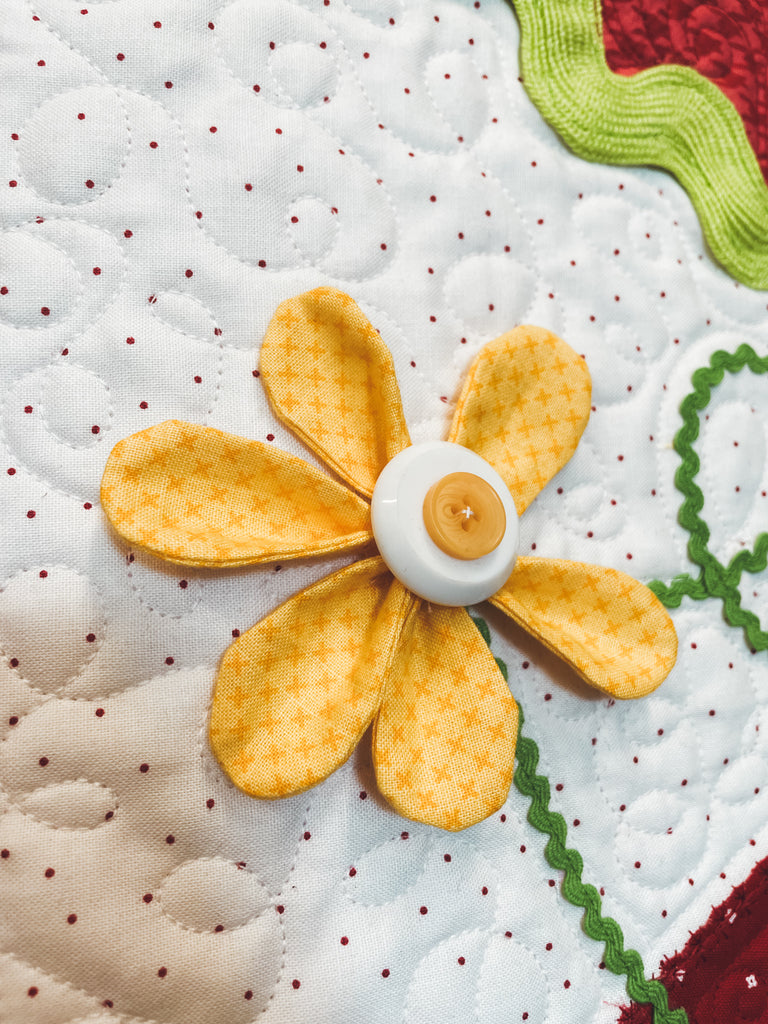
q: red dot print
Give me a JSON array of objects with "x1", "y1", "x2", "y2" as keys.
[
  {"x1": 9, "y1": 716, "x2": 18, "y2": 725},
  {"x1": 292, "y1": 980, "x2": 301, "y2": 990},
  {"x1": 150, "y1": 141, "x2": 158, "y2": 149},
  {"x1": 1, "y1": 849, "x2": 8, "y2": 858},
  {"x1": 154, "y1": 21, "x2": 161, "y2": 28},
  {"x1": 303, "y1": 831, "x2": 311, "y2": 840},
  {"x1": 381, "y1": 969, "x2": 390, "y2": 978},
  {"x1": 340, "y1": 936, "x2": 349, "y2": 945},
  {"x1": 244, "y1": 990, "x2": 253, "y2": 1000},
  {"x1": 116, "y1": 53, "x2": 125, "y2": 61},
  {"x1": 143, "y1": 893, "x2": 153, "y2": 903},
  {"x1": 165, "y1": 656, "x2": 174, "y2": 665},
  {"x1": 28, "y1": 987, "x2": 38, "y2": 997},
  {"x1": 139, "y1": 401, "x2": 148, "y2": 409},
  {"x1": 139, "y1": 763, "x2": 149, "y2": 773},
  {"x1": 443, "y1": 853, "x2": 451, "y2": 862},
  {"x1": 45, "y1": 867, "x2": 55, "y2": 878},
  {"x1": 126, "y1": 336, "x2": 135, "y2": 344},
  {"x1": 564, "y1": 980, "x2": 571, "y2": 989},
  {"x1": 85, "y1": 180, "x2": 94, "y2": 189},
  {"x1": 165, "y1": 81, "x2": 173, "y2": 89},
  {"x1": 185, "y1": 269, "x2": 193, "y2": 278},
  {"x1": 86, "y1": 633, "x2": 96, "y2": 642},
  {"x1": 258, "y1": 259, "x2": 266, "y2": 268},
  {"x1": 195, "y1": 211, "x2": 202, "y2": 219},
  {"x1": 40, "y1": 306, "x2": 51, "y2": 316},
  {"x1": 158, "y1": 967, "x2": 167, "y2": 978},
  {"x1": 39, "y1": 756, "x2": 49, "y2": 766},
  {"x1": 27, "y1": 510, "x2": 36, "y2": 519},
  {"x1": 206, "y1": 798, "x2": 215, "y2": 809},
  {"x1": 481, "y1": 886, "x2": 488, "y2": 895},
  {"x1": 457, "y1": 956, "x2": 466, "y2": 965},
  {"x1": 193, "y1": 375, "x2": 202, "y2": 383},
  {"x1": 91, "y1": 425, "x2": 100, "y2": 434},
  {"x1": 348, "y1": 867, "x2": 356, "y2": 877},
  {"x1": 67, "y1": 914, "x2": 77, "y2": 924},
  {"x1": 296, "y1": 164, "x2": 304, "y2": 173},
  {"x1": 95, "y1": 708, "x2": 104, "y2": 717},
  {"x1": 165, "y1": 835, "x2": 175, "y2": 844},
  {"x1": 37, "y1": 61, "x2": 45, "y2": 67},
  {"x1": 419, "y1": 906, "x2": 428, "y2": 915},
  {"x1": 10, "y1": 658, "x2": 18, "y2": 667}
]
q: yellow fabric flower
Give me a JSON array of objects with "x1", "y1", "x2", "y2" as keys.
[{"x1": 101, "y1": 287, "x2": 677, "y2": 831}]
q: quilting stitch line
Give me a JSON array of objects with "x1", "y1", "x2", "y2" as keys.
[
  {"x1": 470, "y1": 615, "x2": 688, "y2": 1024},
  {"x1": 648, "y1": 345, "x2": 768, "y2": 651}
]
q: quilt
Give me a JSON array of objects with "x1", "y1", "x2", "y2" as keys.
[{"x1": 1, "y1": 1, "x2": 767, "y2": 1022}]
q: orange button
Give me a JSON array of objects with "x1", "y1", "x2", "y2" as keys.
[{"x1": 423, "y1": 472, "x2": 506, "y2": 560}]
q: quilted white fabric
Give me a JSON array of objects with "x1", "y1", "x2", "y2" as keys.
[{"x1": 1, "y1": 1, "x2": 767, "y2": 1021}]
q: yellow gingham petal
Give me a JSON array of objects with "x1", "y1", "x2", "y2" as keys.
[
  {"x1": 373, "y1": 605, "x2": 518, "y2": 831},
  {"x1": 260, "y1": 287, "x2": 411, "y2": 500},
  {"x1": 448, "y1": 326, "x2": 592, "y2": 515},
  {"x1": 490, "y1": 557, "x2": 678, "y2": 698},
  {"x1": 210, "y1": 557, "x2": 414, "y2": 799},
  {"x1": 101, "y1": 420, "x2": 372, "y2": 567}
]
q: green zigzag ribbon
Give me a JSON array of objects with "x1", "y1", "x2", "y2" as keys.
[
  {"x1": 471, "y1": 617, "x2": 687, "y2": 1023},
  {"x1": 649, "y1": 344, "x2": 768, "y2": 650},
  {"x1": 511, "y1": 0, "x2": 768, "y2": 289}
]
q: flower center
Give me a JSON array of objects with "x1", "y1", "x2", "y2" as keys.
[
  {"x1": 370, "y1": 441, "x2": 519, "y2": 607},
  {"x1": 423, "y1": 472, "x2": 506, "y2": 560}
]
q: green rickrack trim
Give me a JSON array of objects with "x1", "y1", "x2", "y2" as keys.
[
  {"x1": 649, "y1": 344, "x2": 768, "y2": 651},
  {"x1": 510, "y1": 0, "x2": 768, "y2": 289},
  {"x1": 470, "y1": 617, "x2": 687, "y2": 1023}
]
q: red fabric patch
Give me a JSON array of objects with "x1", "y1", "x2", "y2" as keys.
[
  {"x1": 618, "y1": 856, "x2": 768, "y2": 1022},
  {"x1": 602, "y1": 0, "x2": 768, "y2": 181}
]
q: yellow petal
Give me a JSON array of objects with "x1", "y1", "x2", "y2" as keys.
[
  {"x1": 210, "y1": 557, "x2": 413, "y2": 798},
  {"x1": 260, "y1": 288, "x2": 411, "y2": 499},
  {"x1": 448, "y1": 326, "x2": 591, "y2": 514},
  {"x1": 373, "y1": 605, "x2": 518, "y2": 831},
  {"x1": 101, "y1": 420, "x2": 372, "y2": 567},
  {"x1": 490, "y1": 557, "x2": 678, "y2": 698}
]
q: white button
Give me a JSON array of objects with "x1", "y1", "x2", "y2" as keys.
[{"x1": 371, "y1": 441, "x2": 519, "y2": 606}]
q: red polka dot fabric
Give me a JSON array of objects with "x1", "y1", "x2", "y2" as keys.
[{"x1": 1, "y1": 1, "x2": 766, "y2": 1022}]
